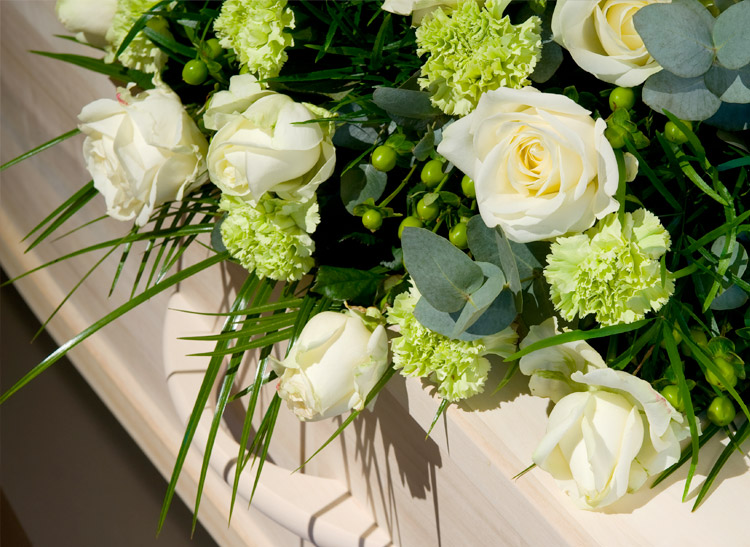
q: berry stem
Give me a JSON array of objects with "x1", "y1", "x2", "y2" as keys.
[{"x1": 379, "y1": 164, "x2": 417, "y2": 207}]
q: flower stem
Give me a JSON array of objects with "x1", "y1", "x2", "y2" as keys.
[{"x1": 379, "y1": 164, "x2": 417, "y2": 208}]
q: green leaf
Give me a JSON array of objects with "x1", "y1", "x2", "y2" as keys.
[
  {"x1": 506, "y1": 319, "x2": 653, "y2": 361},
  {"x1": 633, "y1": 0, "x2": 715, "y2": 78},
  {"x1": 425, "y1": 399, "x2": 449, "y2": 439},
  {"x1": 372, "y1": 87, "x2": 441, "y2": 119},
  {"x1": 332, "y1": 123, "x2": 379, "y2": 150},
  {"x1": 710, "y1": 284, "x2": 749, "y2": 310},
  {"x1": 340, "y1": 163, "x2": 387, "y2": 214},
  {"x1": 211, "y1": 216, "x2": 227, "y2": 252},
  {"x1": 692, "y1": 419, "x2": 750, "y2": 511},
  {"x1": 31, "y1": 51, "x2": 154, "y2": 90},
  {"x1": 402, "y1": 227, "x2": 484, "y2": 313},
  {"x1": 520, "y1": 277, "x2": 555, "y2": 328},
  {"x1": 142, "y1": 27, "x2": 194, "y2": 59},
  {"x1": 311, "y1": 266, "x2": 387, "y2": 302},
  {"x1": 1, "y1": 128, "x2": 80, "y2": 171},
  {"x1": 643, "y1": 71, "x2": 722, "y2": 121},
  {"x1": 703, "y1": 65, "x2": 750, "y2": 103},
  {"x1": 713, "y1": 0, "x2": 750, "y2": 69}
]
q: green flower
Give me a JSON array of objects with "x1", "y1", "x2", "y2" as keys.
[
  {"x1": 545, "y1": 209, "x2": 675, "y2": 326},
  {"x1": 105, "y1": 0, "x2": 170, "y2": 75},
  {"x1": 387, "y1": 285, "x2": 517, "y2": 402},
  {"x1": 416, "y1": 0, "x2": 542, "y2": 116},
  {"x1": 219, "y1": 194, "x2": 318, "y2": 281},
  {"x1": 213, "y1": 0, "x2": 295, "y2": 79}
]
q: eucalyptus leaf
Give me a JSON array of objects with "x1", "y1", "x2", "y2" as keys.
[
  {"x1": 467, "y1": 215, "x2": 523, "y2": 294},
  {"x1": 633, "y1": 0, "x2": 715, "y2": 78},
  {"x1": 710, "y1": 237, "x2": 748, "y2": 280},
  {"x1": 704, "y1": 65, "x2": 750, "y2": 103},
  {"x1": 402, "y1": 227, "x2": 484, "y2": 312},
  {"x1": 449, "y1": 262, "x2": 506, "y2": 337},
  {"x1": 530, "y1": 40, "x2": 563, "y2": 84},
  {"x1": 332, "y1": 123, "x2": 379, "y2": 150},
  {"x1": 340, "y1": 163, "x2": 387, "y2": 214},
  {"x1": 372, "y1": 87, "x2": 442, "y2": 119},
  {"x1": 413, "y1": 126, "x2": 435, "y2": 161},
  {"x1": 710, "y1": 283, "x2": 749, "y2": 310},
  {"x1": 643, "y1": 71, "x2": 722, "y2": 120},
  {"x1": 704, "y1": 100, "x2": 750, "y2": 130},
  {"x1": 211, "y1": 216, "x2": 227, "y2": 252},
  {"x1": 521, "y1": 276, "x2": 555, "y2": 327},
  {"x1": 713, "y1": 0, "x2": 750, "y2": 69}
]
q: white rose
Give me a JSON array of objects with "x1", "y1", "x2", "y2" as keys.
[
  {"x1": 551, "y1": 0, "x2": 664, "y2": 87},
  {"x1": 438, "y1": 87, "x2": 619, "y2": 243},
  {"x1": 56, "y1": 0, "x2": 117, "y2": 48},
  {"x1": 271, "y1": 311, "x2": 389, "y2": 422},
  {"x1": 78, "y1": 86, "x2": 209, "y2": 226},
  {"x1": 519, "y1": 318, "x2": 606, "y2": 403},
  {"x1": 382, "y1": 0, "x2": 459, "y2": 24},
  {"x1": 533, "y1": 368, "x2": 690, "y2": 509},
  {"x1": 206, "y1": 83, "x2": 336, "y2": 204}
]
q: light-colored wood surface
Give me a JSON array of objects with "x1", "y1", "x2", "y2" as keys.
[{"x1": 2, "y1": 3, "x2": 748, "y2": 547}]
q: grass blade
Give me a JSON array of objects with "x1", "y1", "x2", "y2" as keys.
[
  {"x1": 31, "y1": 51, "x2": 153, "y2": 90},
  {"x1": 25, "y1": 182, "x2": 99, "y2": 252},
  {"x1": 0, "y1": 128, "x2": 80, "y2": 171},
  {"x1": 0, "y1": 251, "x2": 227, "y2": 405},
  {"x1": 425, "y1": 399, "x2": 449, "y2": 439}
]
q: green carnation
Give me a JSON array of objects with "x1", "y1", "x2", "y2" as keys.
[
  {"x1": 387, "y1": 285, "x2": 517, "y2": 402},
  {"x1": 105, "y1": 0, "x2": 170, "y2": 75},
  {"x1": 545, "y1": 209, "x2": 675, "y2": 326},
  {"x1": 213, "y1": 0, "x2": 295, "y2": 79},
  {"x1": 416, "y1": 0, "x2": 542, "y2": 116},
  {"x1": 219, "y1": 194, "x2": 318, "y2": 282}
]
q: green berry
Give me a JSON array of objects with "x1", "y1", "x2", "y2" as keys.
[
  {"x1": 664, "y1": 120, "x2": 692, "y2": 144},
  {"x1": 609, "y1": 87, "x2": 636, "y2": 111},
  {"x1": 707, "y1": 395, "x2": 736, "y2": 427},
  {"x1": 461, "y1": 174, "x2": 476, "y2": 198},
  {"x1": 660, "y1": 385, "x2": 685, "y2": 413},
  {"x1": 398, "y1": 216, "x2": 423, "y2": 238},
  {"x1": 362, "y1": 209, "x2": 383, "y2": 231},
  {"x1": 604, "y1": 125, "x2": 628, "y2": 149},
  {"x1": 421, "y1": 159, "x2": 444, "y2": 188},
  {"x1": 416, "y1": 197, "x2": 440, "y2": 222},
  {"x1": 182, "y1": 59, "x2": 208, "y2": 85},
  {"x1": 204, "y1": 38, "x2": 223, "y2": 60},
  {"x1": 449, "y1": 222, "x2": 468, "y2": 249},
  {"x1": 371, "y1": 145, "x2": 397, "y2": 172},
  {"x1": 705, "y1": 357, "x2": 737, "y2": 391}
]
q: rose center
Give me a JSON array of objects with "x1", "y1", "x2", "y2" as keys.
[{"x1": 600, "y1": 0, "x2": 646, "y2": 52}]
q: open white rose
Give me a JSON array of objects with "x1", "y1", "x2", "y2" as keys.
[
  {"x1": 438, "y1": 87, "x2": 619, "y2": 243},
  {"x1": 533, "y1": 368, "x2": 690, "y2": 509},
  {"x1": 551, "y1": 0, "x2": 663, "y2": 87},
  {"x1": 381, "y1": 0, "x2": 459, "y2": 24},
  {"x1": 519, "y1": 318, "x2": 606, "y2": 403},
  {"x1": 271, "y1": 311, "x2": 389, "y2": 422},
  {"x1": 206, "y1": 86, "x2": 336, "y2": 204},
  {"x1": 78, "y1": 86, "x2": 209, "y2": 226},
  {"x1": 56, "y1": 0, "x2": 117, "y2": 48}
]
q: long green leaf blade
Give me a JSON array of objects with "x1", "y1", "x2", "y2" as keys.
[{"x1": 0, "y1": 128, "x2": 80, "y2": 171}]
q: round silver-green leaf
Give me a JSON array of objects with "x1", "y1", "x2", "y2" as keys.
[
  {"x1": 713, "y1": 0, "x2": 750, "y2": 69},
  {"x1": 643, "y1": 71, "x2": 721, "y2": 120}
]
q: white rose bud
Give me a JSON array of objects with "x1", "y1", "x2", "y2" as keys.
[
  {"x1": 438, "y1": 87, "x2": 619, "y2": 243},
  {"x1": 271, "y1": 311, "x2": 389, "y2": 422},
  {"x1": 551, "y1": 0, "x2": 663, "y2": 87},
  {"x1": 78, "y1": 86, "x2": 209, "y2": 226},
  {"x1": 56, "y1": 0, "x2": 117, "y2": 48},
  {"x1": 205, "y1": 75, "x2": 336, "y2": 204},
  {"x1": 533, "y1": 368, "x2": 691, "y2": 509}
]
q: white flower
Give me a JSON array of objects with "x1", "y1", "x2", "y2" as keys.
[
  {"x1": 437, "y1": 87, "x2": 619, "y2": 243},
  {"x1": 381, "y1": 0, "x2": 460, "y2": 24},
  {"x1": 519, "y1": 318, "x2": 606, "y2": 403},
  {"x1": 78, "y1": 86, "x2": 208, "y2": 226},
  {"x1": 533, "y1": 368, "x2": 690, "y2": 509},
  {"x1": 551, "y1": 0, "x2": 664, "y2": 87},
  {"x1": 56, "y1": 0, "x2": 117, "y2": 47},
  {"x1": 271, "y1": 311, "x2": 389, "y2": 422},
  {"x1": 205, "y1": 79, "x2": 336, "y2": 204}
]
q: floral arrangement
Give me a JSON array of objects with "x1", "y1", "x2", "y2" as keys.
[{"x1": 2, "y1": 0, "x2": 749, "y2": 530}]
